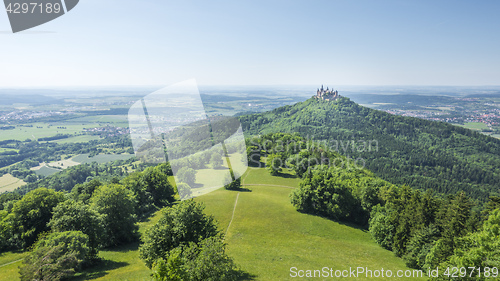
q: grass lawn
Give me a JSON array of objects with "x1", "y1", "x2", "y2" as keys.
[{"x1": 0, "y1": 174, "x2": 26, "y2": 193}]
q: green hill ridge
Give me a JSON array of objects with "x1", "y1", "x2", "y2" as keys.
[{"x1": 240, "y1": 97, "x2": 500, "y2": 201}]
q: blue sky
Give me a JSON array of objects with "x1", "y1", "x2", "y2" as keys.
[{"x1": 1, "y1": 0, "x2": 500, "y2": 87}]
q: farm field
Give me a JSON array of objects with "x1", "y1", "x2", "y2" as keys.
[
  {"x1": 0, "y1": 174, "x2": 25, "y2": 193},
  {"x1": 71, "y1": 153, "x2": 134, "y2": 164},
  {"x1": 66, "y1": 115, "x2": 129, "y2": 127},
  {"x1": 0, "y1": 148, "x2": 18, "y2": 153},
  {"x1": 0, "y1": 123, "x2": 101, "y2": 142},
  {"x1": 52, "y1": 135, "x2": 101, "y2": 144},
  {"x1": 459, "y1": 122, "x2": 489, "y2": 131},
  {"x1": 31, "y1": 165, "x2": 62, "y2": 177}
]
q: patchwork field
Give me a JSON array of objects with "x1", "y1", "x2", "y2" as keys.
[
  {"x1": 0, "y1": 174, "x2": 25, "y2": 193},
  {"x1": 30, "y1": 154, "x2": 135, "y2": 177}
]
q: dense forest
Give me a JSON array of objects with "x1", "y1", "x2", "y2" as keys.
[{"x1": 240, "y1": 97, "x2": 500, "y2": 202}]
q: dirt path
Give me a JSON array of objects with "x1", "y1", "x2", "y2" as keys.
[
  {"x1": 224, "y1": 192, "x2": 240, "y2": 240},
  {"x1": 0, "y1": 259, "x2": 23, "y2": 268}
]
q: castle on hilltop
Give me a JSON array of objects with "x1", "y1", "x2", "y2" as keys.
[{"x1": 314, "y1": 85, "x2": 340, "y2": 101}]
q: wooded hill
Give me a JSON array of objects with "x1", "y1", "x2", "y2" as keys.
[{"x1": 240, "y1": 97, "x2": 500, "y2": 202}]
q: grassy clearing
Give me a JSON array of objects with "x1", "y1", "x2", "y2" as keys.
[
  {"x1": 214, "y1": 185, "x2": 423, "y2": 280},
  {"x1": 0, "y1": 174, "x2": 26, "y2": 193},
  {"x1": 193, "y1": 168, "x2": 424, "y2": 280}
]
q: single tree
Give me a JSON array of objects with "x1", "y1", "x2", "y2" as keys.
[
  {"x1": 139, "y1": 200, "x2": 219, "y2": 268},
  {"x1": 89, "y1": 184, "x2": 138, "y2": 247},
  {"x1": 210, "y1": 152, "x2": 224, "y2": 169},
  {"x1": 11, "y1": 188, "x2": 65, "y2": 248},
  {"x1": 19, "y1": 231, "x2": 89, "y2": 281},
  {"x1": 48, "y1": 200, "x2": 105, "y2": 260},
  {"x1": 176, "y1": 167, "x2": 196, "y2": 187}
]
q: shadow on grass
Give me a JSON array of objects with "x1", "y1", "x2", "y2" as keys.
[
  {"x1": 297, "y1": 210, "x2": 369, "y2": 232},
  {"x1": 276, "y1": 172, "x2": 298, "y2": 179},
  {"x1": 226, "y1": 186, "x2": 252, "y2": 192},
  {"x1": 72, "y1": 260, "x2": 129, "y2": 280},
  {"x1": 237, "y1": 270, "x2": 258, "y2": 280},
  {"x1": 248, "y1": 161, "x2": 265, "y2": 168},
  {"x1": 71, "y1": 243, "x2": 139, "y2": 280}
]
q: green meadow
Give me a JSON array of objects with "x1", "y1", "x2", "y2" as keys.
[{"x1": 0, "y1": 167, "x2": 425, "y2": 280}]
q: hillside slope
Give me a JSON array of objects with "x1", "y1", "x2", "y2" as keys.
[
  {"x1": 240, "y1": 97, "x2": 500, "y2": 201},
  {"x1": 0, "y1": 168, "x2": 424, "y2": 281}
]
